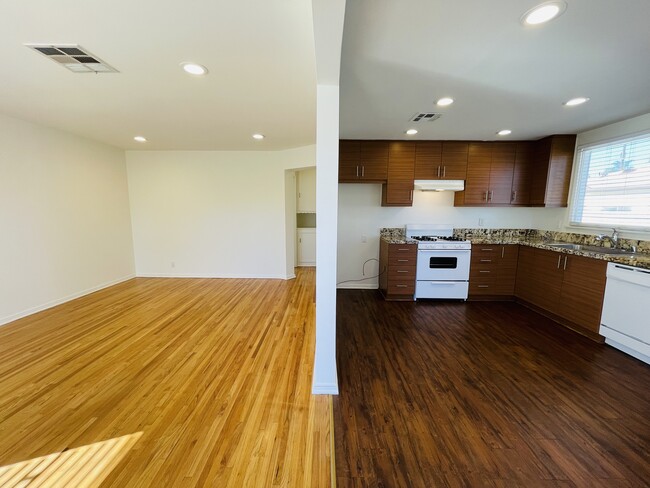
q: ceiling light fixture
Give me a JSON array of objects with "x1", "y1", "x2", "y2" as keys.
[
  {"x1": 133, "y1": 136, "x2": 147, "y2": 143},
  {"x1": 252, "y1": 133, "x2": 265, "y2": 140},
  {"x1": 405, "y1": 129, "x2": 418, "y2": 135},
  {"x1": 436, "y1": 97, "x2": 454, "y2": 107},
  {"x1": 497, "y1": 129, "x2": 512, "y2": 136},
  {"x1": 521, "y1": 1, "x2": 567, "y2": 26},
  {"x1": 564, "y1": 97, "x2": 590, "y2": 106},
  {"x1": 180, "y1": 62, "x2": 208, "y2": 76}
]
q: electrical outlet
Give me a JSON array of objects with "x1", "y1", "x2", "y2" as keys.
[{"x1": 361, "y1": 235, "x2": 367, "y2": 243}]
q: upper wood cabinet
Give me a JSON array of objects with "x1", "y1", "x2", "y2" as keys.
[
  {"x1": 414, "y1": 141, "x2": 467, "y2": 180},
  {"x1": 530, "y1": 135, "x2": 577, "y2": 207},
  {"x1": 455, "y1": 142, "x2": 515, "y2": 206},
  {"x1": 338, "y1": 140, "x2": 388, "y2": 183},
  {"x1": 382, "y1": 141, "x2": 415, "y2": 206},
  {"x1": 511, "y1": 142, "x2": 534, "y2": 205}
]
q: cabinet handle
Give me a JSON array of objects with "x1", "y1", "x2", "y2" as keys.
[
  {"x1": 397, "y1": 248, "x2": 410, "y2": 251},
  {"x1": 481, "y1": 248, "x2": 494, "y2": 251},
  {"x1": 563, "y1": 256, "x2": 568, "y2": 270},
  {"x1": 361, "y1": 165, "x2": 365, "y2": 177},
  {"x1": 356, "y1": 165, "x2": 359, "y2": 178},
  {"x1": 397, "y1": 270, "x2": 409, "y2": 273},
  {"x1": 398, "y1": 259, "x2": 409, "y2": 262},
  {"x1": 437, "y1": 166, "x2": 441, "y2": 178},
  {"x1": 511, "y1": 190, "x2": 517, "y2": 203},
  {"x1": 479, "y1": 270, "x2": 491, "y2": 273},
  {"x1": 488, "y1": 190, "x2": 493, "y2": 202},
  {"x1": 557, "y1": 255, "x2": 562, "y2": 269},
  {"x1": 443, "y1": 166, "x2": 446, "y2": 177},
  {"x1": 484, "y1": 191, "x2": 489, "y2": 202},
  {"x1": 480, "y1": 259, "x2": 492, "y2": 263},
  {"x1": 501, "y1": 247, "x2": 505, "y2": 258},
  {"x1": 478, "y1": 285, "x2": 489, "y2": 288},
  {"x1": 396, "y1": 284, "x2": 407, "y2": 288}
]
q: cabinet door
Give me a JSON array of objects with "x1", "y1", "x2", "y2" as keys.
[
  {"x1": 530, "y1": 249, "x2": 564, "y2": 313},
  {"x1": 359, "y1": 141, "x2": 388, "y2": 181},
  {"x1": 496, "y1": 245, "x2": 519, "y2": 295},
  {"x1": 414, "y1": 141, "x2": 442, "y2": 179},
  {"x1": 489, "y1": 143, "x2": 515, "y2": 204},
  {"x1": 296, "y1": 167, "x2": 316, "y2": 213},
  {"x1": 339, "y1": 140, "x2": 360, "y2": 182},
  {"x1": 512, "y1": 142, "x2": 533, "y2": 205},
  {"x1": 297, "y1": 230, "x2": 316, "y2": 266},
  {"x1": 515, "y1": 245, "x2": 536, "y2": 302},
  {"x1": 464, "y1": 142, "x2": 492, "y2": 204},
  {"x1": 441, "y1": 141, "x2": 468, "y2": 180},
  {"x1": 382, "y1": 181, "x2": 414, "y2": 206},
  {"x1": 387, "y1": 142, "x2": 415, "y2": 181},
  {"x1": 558, "y1": 255, "x2": 607, "y2": 333},
  {"x1": 545, "y1": 135, "x2": 576, "y2": 207}
]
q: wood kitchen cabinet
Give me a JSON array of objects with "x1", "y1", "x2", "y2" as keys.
[
  {"x1": 454, "y1": 142, "x2": 515, "y2": 206},
  {"x1": 530, "y1": 135, "x2": 576, "y2": 207},
  {"x1": 339, "y1": 140, "x2": 389, "y2": 183},
  {"x1": 469, "y1": 244, "x2": 519, "y2": 298},
  {"x1": 511, "y1": 142, "x2": 534, "y2": 205},
  {"x1": 413, "y1": 141, "x2": 468, "y2": 180},
  {"x1": 515, "y1": 246, "x2": 607, "y2": 338},
  {"x1": 379, "y1": 240, "x2": 417, "y2": 300},
  {"x1": 382, "y1": 141, "x2": 415, "y2": 206}
]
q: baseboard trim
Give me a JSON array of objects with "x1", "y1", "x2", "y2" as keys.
[
  {"x1": 312, "y1": 383, "x2": 339, "y2": 395},
  {"x1": 336, "y1": 283, "x2": 378, "y2": 290},
  {"x1": 136, "y1": 273, "x2": 288, "y2": 279},
  {"x1": 0, "y1": 273, "x2": 136, "y2": 327}
]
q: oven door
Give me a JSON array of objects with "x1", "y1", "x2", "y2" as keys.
[{"x1": 416, "y1": 249, "x2": 471, "y2": 281}]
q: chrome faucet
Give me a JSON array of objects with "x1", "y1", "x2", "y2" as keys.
[{"x1": 596, "y1": 228, "x2": 620, "y2": 248}]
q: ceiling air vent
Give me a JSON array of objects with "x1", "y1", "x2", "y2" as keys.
[
  {"x1": 25, "y1": 44, "x2": 118, "y2": 73},
  {"x1": 410, "y1": 112, "x2": 442, "y2": 123}
]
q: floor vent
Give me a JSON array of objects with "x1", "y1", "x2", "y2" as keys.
[
  {"x1": 25, "y1": 44, "x2": 118, "y2": 73},
  {"x1": 410, "y1": 112, "x2": 442, "y2": 123}
]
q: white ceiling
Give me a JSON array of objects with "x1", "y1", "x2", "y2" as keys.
[
  {"x1": 340, "y1": 0, "x2": 650, "y2": 141},
  {"x1": 0, "y1": 0, "x2": 316, "y2": 150}
]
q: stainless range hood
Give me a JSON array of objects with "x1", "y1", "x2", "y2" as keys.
[{"x1": 413, "y1": 179, "x2": 465, "y2": 192}]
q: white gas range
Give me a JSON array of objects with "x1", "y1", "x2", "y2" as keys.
[{"x1": 405, "y1": 224, "x2": 472, "y2": 300}]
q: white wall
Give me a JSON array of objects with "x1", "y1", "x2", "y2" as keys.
[
  {"x1": 0, "y1": 114, "x2": 135, "y2": 326},
  {"x1": 126, "y1": 146, "x2": 315, "y2": 279},
  {"x1": 337, "y1": 184, "x2": 565, "y2": 288}
]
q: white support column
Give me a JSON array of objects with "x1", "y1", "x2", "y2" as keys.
[{"x1": 312, "y1": 85, "x2": 340, "y2": 394}]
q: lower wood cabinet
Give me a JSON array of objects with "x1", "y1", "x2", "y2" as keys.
[
  {"x1": 469, "y1": 244, "x2": 519, "y2": 297},
  {"x1": 379, "y1": 240, "x2": 417, "y2": 300},
  {"x1": 515, "y1": 246, "x2": 607, "y2": 338}
]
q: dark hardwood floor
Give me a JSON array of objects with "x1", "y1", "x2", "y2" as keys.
[{"x1": 334, "y1": 291, "x2": 650, "y2": 488}]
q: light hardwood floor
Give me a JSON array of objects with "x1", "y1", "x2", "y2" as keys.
[{"x1": 0, "y1": 268, "x2": 332, "y2": 487}]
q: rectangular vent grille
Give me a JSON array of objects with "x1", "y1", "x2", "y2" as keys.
[
  {"x1": 410, "y1": 112, "x2": 442, "y2": 123},
  {"x1": 25, "y1": 44, "x2": 118, "y2": 73}
]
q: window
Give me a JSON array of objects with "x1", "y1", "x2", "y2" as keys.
[{"x1": 570, "y1": 131, "x2": 650, "y2": 230}]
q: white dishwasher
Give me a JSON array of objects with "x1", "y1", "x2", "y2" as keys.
[{"x1": 600, "y1": 262, "x2": 650, "y2": 364}]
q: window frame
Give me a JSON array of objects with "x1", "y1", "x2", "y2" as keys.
[{"x1": 567, "y1": 130, "x2": 650, "y2": 233}]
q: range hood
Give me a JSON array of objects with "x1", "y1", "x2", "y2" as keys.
[{"x1": 414, "y1": 179, "x2": 465, "y2": 192}]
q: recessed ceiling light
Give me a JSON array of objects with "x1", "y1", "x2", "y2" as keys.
[
  {"x1": 405, "y1": 129, "x2": 418, "y2": 135},
  {"x1": 133, "y1": 136, "x2": 147, "y2": 143},
  {"x1": 180, "y1": 62, "x2": 208, "y2": 76},
  {"x1": 521, "y1": 1, "x2": 567, "y2": 26},
  {"x1": 436, "y1": 97, "x2": 454, "y2": 107},
  {"x1": 252, "y1": 133, "x2": 265, "y2": 140},
  {"x1": 497, "y1": 129, "x2": 512, "y2": 136},
  {"x1": 564, "y1": 97, "x2": 590, "y2": 106}
]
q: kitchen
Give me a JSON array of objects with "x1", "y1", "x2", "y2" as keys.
[{"x1": 332, "y1": 1, "x2": 650, "y2": 485}]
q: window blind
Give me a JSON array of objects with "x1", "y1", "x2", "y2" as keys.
[{"x1": 570, "y1": 132, "x2": 650, "y2": 229}]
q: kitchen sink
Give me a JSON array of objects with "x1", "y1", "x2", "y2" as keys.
[{"x1": 547, "y1": 243, "x2": 636, "y2": 255}]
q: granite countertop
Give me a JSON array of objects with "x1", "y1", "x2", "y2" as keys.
[
  {"x1": 468, "y1": 236, "x2": 650, "y2": 270},
  {"x1": 379, "y1": 227, "x2": 650, "y2": 270}
]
